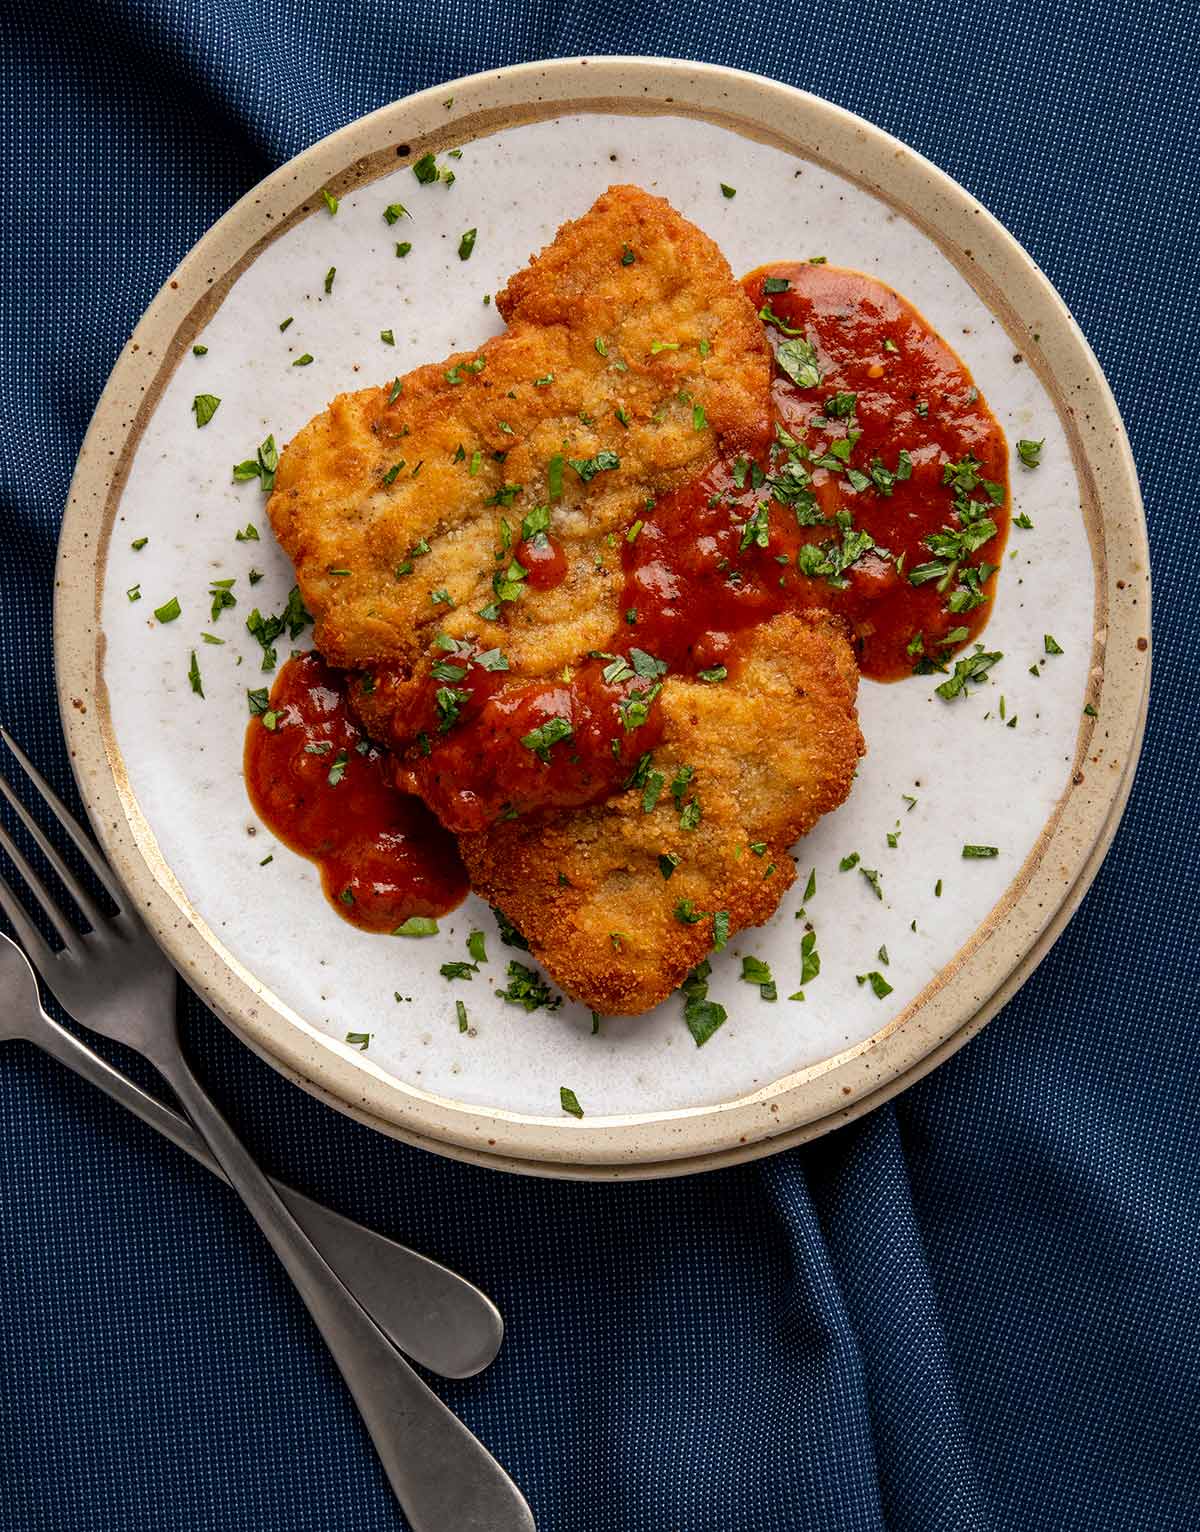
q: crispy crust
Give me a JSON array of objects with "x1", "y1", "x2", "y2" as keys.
[
  {"x1": 458, "y1": 612, "x2": 865, "y2": 1014},
  {"x1": 268, "y1": 186, "x2": 772, "y2": 687}
]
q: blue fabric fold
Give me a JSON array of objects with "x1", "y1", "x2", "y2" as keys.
[{"x1": 2, "y1": 3, "x2": 1195, "y2": 1528}]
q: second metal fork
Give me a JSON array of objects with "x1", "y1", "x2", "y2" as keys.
[{"x1": 0, "y1": 729, "x2": 535, "y2": 1531}]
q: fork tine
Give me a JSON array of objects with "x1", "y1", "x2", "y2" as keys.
[
  {"x1": 0, "y1": 817, "x2": 78, "y2": 947},
  {"x1": 0, "y1": 766, "x2": 108, "y2": 931},
  {"x1": 0, "y1": 729, "x2": 125, "y2": 909},
  {"x1": 0, "y1": 860, "x2": 59, "y2": 967}
]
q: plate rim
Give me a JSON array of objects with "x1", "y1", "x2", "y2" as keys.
[{"x1": 54, "y1": 55, "x2": 1151, "y2": 1176}]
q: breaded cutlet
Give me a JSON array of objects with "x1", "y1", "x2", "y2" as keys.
[
  {"x1": 458, "y1": 611, "x2": 864, "y2": 1015},
  {"x1": 268, "y1": 184, "x2": 772, "y2": 715}
]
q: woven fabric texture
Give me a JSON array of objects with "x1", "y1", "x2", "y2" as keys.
[{"x1": 1, "y1": 4, "x2": 1196, "y2": 1529}]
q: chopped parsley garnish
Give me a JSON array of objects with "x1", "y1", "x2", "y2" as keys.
[
  {"x1": 245, "y1": 585, "x2": 312, "y2": 671},
  {"x1": 642, "y1": 770, "x2": 666, "y2": 812},
  {"x1": 840, "y1": 852, "x2": 860, "y2": 871},
  {"x1": 800, "y1": 930, "x2": 820, "y2": 985},
  {"x1": 393, "y1": 916, "x2": 438, "y2": 936},
  {"x1": 682, "y1": 960, "x2": 726, "y2": 1046},
  {"x1": 858, "y1": 971, "x2": 893, "y2": 999},
  {"x1": 279, "y1": 316, "x2": 293, "y2": 331},
  {"x1": 1044, "y1": 634, "x2": 1063, "y2": 655},
  {"x1": 435, "y1": 685, "x2": 471, "y2": 732},
  {"x1": 235, "y1": 524, "x2": 259, "y2": 542},
  {"x1": 246, "y1": 687, "x2": 269, "y2": 715},
  {"x1": 458, "y1": 228, "x2": 477, "y2": 261},
  {"x1": 692, "y1": 403, "x2": 707, "y2": 431},
  {"x1": 126, "y1": 585, "x2": 141, "y2": 601},
  {"x1": 396, "y1": 241, "x2": 412, "y2": 257},
  {"x1": 154, "y1": 596, "x2": 181, "y2": 623},
  {"x1": 456, "y1": 1000, "x2": 469, "y2": 1033},
  {"x1": 383, "y1": 202, "x2": 409, "y2": 224},
  {"x1": 674, "y1": 898, "x2": 703, "y2": 925},
  {"x1": 738, "y1": 501, "x2": 771, "y2": 552},
  {"x1": 560, "y1": 1086, "x2": 584, "y2": 1118},
  {"x1": 962, "y1": 844, "x2": 999, "y2": 858},
  {"x1": 192, "y1": 344, "x2": 208, "y2": 357},
  {"x1": 719, "y1": 183, "x2": 736, "y2": 198},
  {"x1": 568, "y1": 450, "x2": 620, "y2": 483},
  {"x1": 803, "y1": 867, "x2": 817, "y2": 901},
  {"x1": 678, "y1": 798, "x2": 701, "y2": 831},
  {"x1": 292, "y1": 354, "x2": 314, "y2": 367},
  {"x1": 321, "y1": 188, "x2": 338, "y2": 215},
  {"x1": 1017, "y1": 438, "x2": 1044, "y2": 468},
  {"x1": 323, "y1": 266, "x2": 336, "y2": 294},
  {"x1": 1014, "y1": 512, "x2": 1034, "y2": 529},
  {"x1": 191, "y1": 394, "x2": 220, "y2": 427},
  {"x1": 521, "y1": 716, "x2": 573, "y2": 760},
  {"x1": 498, "y1": 961, "x2": 562, "y2": 1012},
  {"x1": 621, "y1": 244, "x2": 635, "y2": 265},
  {"x1": 860, "y1": 867, "x2": 883, "y2": 900},
  {"x1": 935, "y1": 645, "x2": 1002, "y2": 700},
  {"x1": 187, "y1": 651, "x2": 203, "y2": 697},
  {"x1": 762, "y1": 276, "x2": 790, "y2": 293},
  {"x1": 380, "y1": 329, "x2": 395, "y2": 346},
  {"x1": 774, "y1": 336, "x2": 822, "y2": 389},
  {"x1": 440, "y1": 961, "x2": 477, "y2": 981},
  {"x1": 326, "y1": 749, "x2": 349, "y2": 786},
  {"x1": 131, "y1": 537, "x2": 148, "y2": 550},
  {"x1": 466, "y1": 930, "x2": 487, "y2": 964},
  {"x1": 412, "y1": 152, "x2": 439, "y2": 183},
  {"x1": 208, "y1": 580, "x2": 236, "y2": 622},
  {"x1": 740, "y1": 955, "x2": 777, "y2": 1002},
  {"x1": 345, "y1": 1032, "x2": 371, "y2": 1051},
  {"x1": 697, "y1": 666, "x2": 727, "y2": 683},
  {"x1": 658, "y1": 852, "x2": 680, "y2": 879},
  {"x1": 492, "y1": 907, "x2": 529, "y2": 950}
]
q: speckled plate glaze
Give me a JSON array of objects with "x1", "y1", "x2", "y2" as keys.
[{"x1": 56, "y1": 58, "x2": 1149, "y2": 1178}]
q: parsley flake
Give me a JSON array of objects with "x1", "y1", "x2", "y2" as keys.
[{"x1": 191, "y1": 394, "x2": 220, "y2": 427}]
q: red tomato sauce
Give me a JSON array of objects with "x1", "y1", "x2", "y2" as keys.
[
  {"x1": 247, "y1": 263, "x2": 1008, "y2": 925},
  {"x1": 244, "y1": 652, "x2": 467, "y2": 930},
  {"x1": 394, "y1": 650, "x2": 665, "y2": 834},
  {"x1": 624, "y1": 263, "x2": 1008, "y2": 681}
]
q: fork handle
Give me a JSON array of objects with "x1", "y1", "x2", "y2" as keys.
[
  {"x1": 27, "y1": 1015, "x2": 503, "y2": 1379},
  {"x1": 152, "y1": 1044, "x2": 535, "y2": 1532}
]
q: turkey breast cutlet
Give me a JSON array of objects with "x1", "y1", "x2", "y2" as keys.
[
  {"x1": 459, "y1": 611, "x2": 863, "y2": 1015},
  {"x1": 268, "y1": 185, "x2": 866, "y2": 1015},
  {"x1": 269, "y1": 184, "x2": 772, "y2": 685}
]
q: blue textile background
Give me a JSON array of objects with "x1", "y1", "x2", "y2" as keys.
[{"x1": 1, "y1": 4, "x2": 1196, "y2": 1529}]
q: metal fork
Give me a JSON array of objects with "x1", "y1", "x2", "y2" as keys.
[
  {"x1": 0, "y1": 730, "x2": 535, "y2": 1532},
  {"x1": 0, "y1": 929, "x2": 502, "y2": 1381}
]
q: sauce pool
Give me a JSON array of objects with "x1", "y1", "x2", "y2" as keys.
[
  {"x1": 622, "y1": 262, "x2": 1009, "y2": 681},
  {"x1": 244, "y1": 653, "x2": 467, "y2": 930}
]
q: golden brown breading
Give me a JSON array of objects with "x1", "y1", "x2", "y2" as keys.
[
  {"x1": 457, "y1": 612, "x2": 865, "y2": 1014},
  {"x1": 268, "y1": 186, "x2": 771, "y2": 692}
]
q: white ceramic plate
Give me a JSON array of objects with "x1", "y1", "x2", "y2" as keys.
[{"x1": 57, "y1": 58, "x2": 1149, "y2": 1177}]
